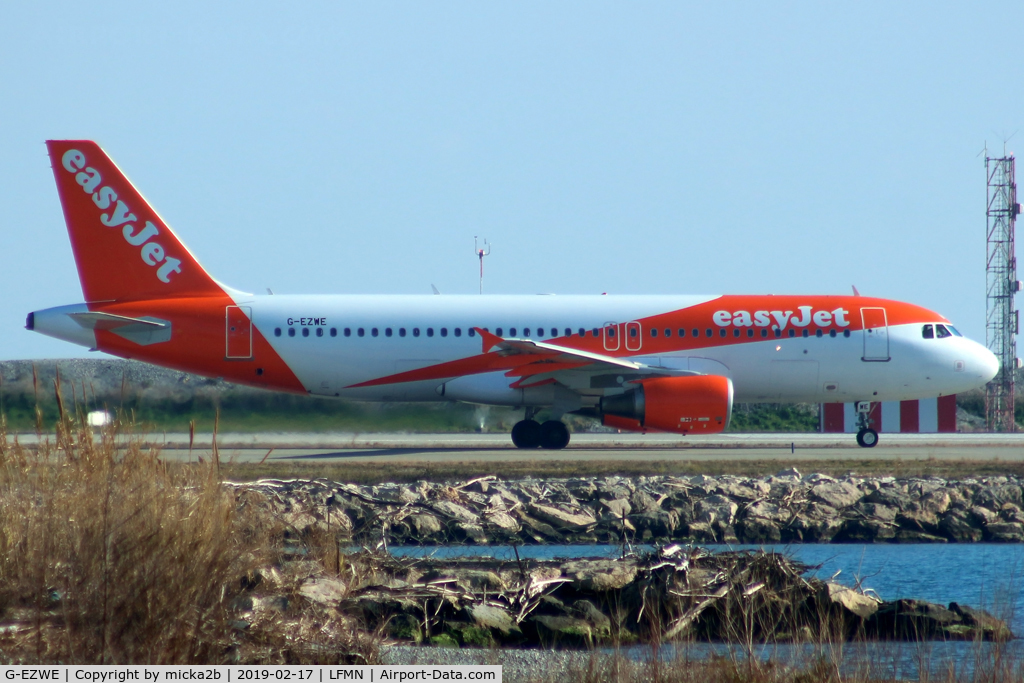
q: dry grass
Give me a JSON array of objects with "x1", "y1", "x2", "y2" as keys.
[
  {"x1": 0, "y1": 393, "x2": 379, "y2": 664},
  {"x1": 0, "y1": 403, "x2": 263, "y2": 663}
]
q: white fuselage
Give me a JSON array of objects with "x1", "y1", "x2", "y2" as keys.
[{"x1": 236, "y1": 294, "x2": 996, "y2": 406}]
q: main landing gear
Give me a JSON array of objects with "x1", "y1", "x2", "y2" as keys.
[{"x1": 511, "y1": 418, "x2": 570, "y2": 450}]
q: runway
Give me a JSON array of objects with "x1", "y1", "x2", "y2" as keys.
[{"x1": 34, "y1": 431, "x2": 1023, "y2": 463}]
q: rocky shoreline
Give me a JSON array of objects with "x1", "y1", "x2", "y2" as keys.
[
  {"x1": 280, "y1": 547, "x2": 1013, "y2": 649},
  {"x1": 233, "y1": 470, "x2": 1024, "y2": 546}
]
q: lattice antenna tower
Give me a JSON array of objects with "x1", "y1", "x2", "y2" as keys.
[{"x1": 985, "y1": 152, "x2": 1021, "y2": 431}]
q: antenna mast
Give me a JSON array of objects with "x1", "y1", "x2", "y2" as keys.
[
  {"x1": 985, "y1": 151, "x2": 1020, "y2": 432},
  {"x1": 474, "y1": 236, "x2": 491, "y2": 294}
]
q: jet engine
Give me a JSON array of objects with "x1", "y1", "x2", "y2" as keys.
[{"x1": 599, "y1": 375, "x2": 733, "y2": 434}]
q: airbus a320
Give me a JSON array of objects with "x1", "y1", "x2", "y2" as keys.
[{"x1": 28, "y1": 141, "x2": 999, "y2": 448}]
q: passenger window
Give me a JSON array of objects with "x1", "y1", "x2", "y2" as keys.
[
  {"x1": 732, "y1": 329, "x2": 739, "y2": 338},
  {"x1": 802, "y1": 329, "x2": 809, "y2": 338},
  {"x1": 829, "y1": 329, "x2": 836, "y2": 338},
  {"x1": 565, "y1": 328, "x2": 572, "y2": 336},
  {"x1": 496, "y1": 327, "x2": 503, "y2": 336},
  {"x1": 288, "y1": 328, "x2": 295, "y2": 337},
  {"x1": 592, "y1": 328, "x2": 600, "y2": 337},
  {"x1": 372, "y1": 328, "x2": 379, "y2": 337},
  {"x1": 510, "y1": 327, "x2": 517, "y2": 336},
  {"x1": 302, "y1": 328, "x2": 310, "y2": 337},
  {"x1": 760, "y1": 329, "x2": 768, "y2": 338},
  {"x1": 747, "y1": 329, "x2": 754, "y2": 338},
  {"x1": 651, "y1": 328, "x2": 658, "y2": 337},
  {"x1": 330, "y1": 328, "x2": 337, "y2": 337},
  {"x1": 468, "y1": 328, "x2": 475, "y2": 337},
  {"x1": 665, "y1": 329, "x2": 672, "y2": 337},
  {"x1": 788, "y1": 329, "x2": 795, "y2": 338},
  {"x1": 720, "y1": 329, "x2": 727, "y2": 338},
  {"x1": 524, "y1": 328, "x2": 531, "y2": 337},
  {"x1": 705, "y1": 329, "x2": 712, "y2": 337},
  {"x1": 922, "y1": 324, "x2": 934, "y2": 339},
  {"x1": 579, "y1": 328, "x2": 586, "y2": 337},
  {"x1": 843, "y1": 330, "x2": 850, "y2": 338},
  {"x1": 316, "y1": 328, "x2": 324, "y2": 337},
  {"x1": 358, "y1": 328, "x2": 365, "y2": 337},
  {"x1": 344, "y1": 328, "x2": 351, "y2": 337},
  {"x1": 775, "y1": 329, "x2": 782, "y2": 338},
  {"x1": 399, "y1": 328, "x2": 406, "y2": 337},
  {"x1": 274, "y1": 328, "x2": 281, "y2": 337},
  {"x1": 385, "y1": 328, "x2": 392, "y2": 337},
  {"x1": 427, "y1": 328, "x2": 434, "y2": 337},
  {"x1": 454, "y1": 328, "x2": 461, "y2": 337},
  {"x1": 413, "y1": 328, "x2": 420, "y2": 337},
  {"x1": 936, "y1": 324, "x2": 952, "y2": 338},
  {"x1": 440, "y1": 327, "x2": 448, "y2": 337},
  {"x1": 630, "y1": 327, "x2": 637, "y2": 338},
  {"x1": 815, "y1": 329, "x2": 822, "y2": 338}
]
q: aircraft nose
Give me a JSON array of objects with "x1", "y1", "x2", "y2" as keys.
[{"x1": 976, "y1": 344, "x2": 1000, "y2": 382}]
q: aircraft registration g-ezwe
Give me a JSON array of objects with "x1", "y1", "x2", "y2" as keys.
[{"x1": 28, "y1": 141, "x2": 999, "y2": 449}]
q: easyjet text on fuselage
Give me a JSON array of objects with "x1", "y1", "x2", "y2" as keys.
[{"x1": 712, "y1": 306, "x2": 850, "y2": 330}]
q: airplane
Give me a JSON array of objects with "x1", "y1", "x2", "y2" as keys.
[{"x1": 27, "y1": 140, "x2": 1000, "y2": 449}]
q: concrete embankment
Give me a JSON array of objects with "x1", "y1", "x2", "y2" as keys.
[{"x1": 232, "y1": 470, "x2": 1024, "y2": 545}]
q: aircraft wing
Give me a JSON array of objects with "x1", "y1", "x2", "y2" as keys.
[{"x1": 474, "y1": 328, "x2": 695, "y2": 388}]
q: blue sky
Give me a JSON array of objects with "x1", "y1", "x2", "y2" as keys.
[{"x1": 1, "y1": 2, "x2": 1021, "y2": 360}]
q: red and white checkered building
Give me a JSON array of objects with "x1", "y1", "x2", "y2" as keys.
[{"x1": 820, "y1": 396, "x2": 957, "y2": 433}]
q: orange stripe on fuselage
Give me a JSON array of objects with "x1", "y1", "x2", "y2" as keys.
[
  {"x1": 92, "y1": 297, "x2": 306, "y2": 394},
  {"x1": 345, "y1": 295, "x2": 943, "y2": 389}
]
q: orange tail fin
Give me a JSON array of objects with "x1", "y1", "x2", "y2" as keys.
[{"x1": 46, "y1": 140, "x2": 225, "y2": 303}]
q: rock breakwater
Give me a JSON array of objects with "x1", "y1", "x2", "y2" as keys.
[
  {"x1": 233, "y1": 471, "x2": 1024, "y2": 545},
  {"x1": 309, "y1": 547, "x2": 1011, "y2": 647}
]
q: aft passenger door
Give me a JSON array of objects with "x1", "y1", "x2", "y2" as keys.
[{"x1": 860, "y1": 307, "x2": 889, "y2": 362}]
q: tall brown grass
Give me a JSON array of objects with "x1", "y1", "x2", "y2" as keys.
[{"x1": 0, "y1": 398, "x2": 264, "y2": 663}]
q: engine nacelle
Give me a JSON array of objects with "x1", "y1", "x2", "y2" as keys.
[{"x1": 600, "y1": 375, "x2": 733, "y2": 434}]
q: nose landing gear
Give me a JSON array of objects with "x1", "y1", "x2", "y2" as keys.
[
  {"x1": 856, "y1": 428, "x2": 878, "y2": 448},
  {"x1": 854, "y1": 401, "x2": 878, "y2": 448},
  {"x1": 511, "y1": 413, "x2": 570, "y2": 449}
]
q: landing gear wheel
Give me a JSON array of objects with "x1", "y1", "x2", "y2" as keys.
[
  {"x1": 539, "y1": 420, "x2": 571, "y2": 450},
  {"x1": 856, "y1": 428, "x2": 878, "y2": 448},
  {"x1": 511, "y1": 419, "x2": 541, "y2": 448}
]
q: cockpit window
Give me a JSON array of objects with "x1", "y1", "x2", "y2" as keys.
[
  {"x1": 935, "y1": 324, "x2": 952, "y2": 338},
  {"x1": 948, "y1": 326, "x2": 963, "y2": 337},
  {"x1": 922, "y1": 324, "x2": 934, "y2": 339}
]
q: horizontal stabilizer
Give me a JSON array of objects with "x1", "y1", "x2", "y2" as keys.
[
  {"x1": 69, "y1": 311, "x2": 171, "y2": 346},
  {"x1": 69, "y1": 311, "x2": 168, "y2": 331}
]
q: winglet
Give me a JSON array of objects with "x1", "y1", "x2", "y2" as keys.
[{"x1": 474, "y1": 327, "x2": 504, "y2": 353}]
